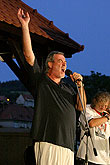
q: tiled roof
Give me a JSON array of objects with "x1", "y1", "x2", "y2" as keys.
[
  {"x1": 0, "y1": 0, "x2": 84, "y2": 52},
  {"x1": 22, "y1": 94, "x2": 33, "y2": 100},
  {"x1": 0, "y1": 104, "x2": 33, "y2": 121},
  {"x1": 0, "y1": 0, "x2": 51, "y2": 39}
]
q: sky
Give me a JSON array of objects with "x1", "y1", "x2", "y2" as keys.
[{"x1": 0, "y1": 0, "x2": 110, "y2": 82}]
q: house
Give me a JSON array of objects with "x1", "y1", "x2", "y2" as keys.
[{"x1": 16, "y1": 94, "x2": 34, "y2": 107}]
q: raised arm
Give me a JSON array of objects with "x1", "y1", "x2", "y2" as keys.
[{"x1": 17, "y1": 8, "x2": 35, "y2": 66}]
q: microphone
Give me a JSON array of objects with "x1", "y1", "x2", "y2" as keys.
[
  {"x1": 65, "y1": 69, "x2": 82, "y2": 82},
  {"x1": 65, "y1": 69, "x2": 73, "y2": 77}
]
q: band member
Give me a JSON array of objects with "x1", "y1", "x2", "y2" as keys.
[{"x1": 77, "y1": 91, "x2": 110, "y2": 165}]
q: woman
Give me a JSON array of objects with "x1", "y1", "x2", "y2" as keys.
[{"x1": 76, "y1": 91, "x2": 110, "y2": 165}]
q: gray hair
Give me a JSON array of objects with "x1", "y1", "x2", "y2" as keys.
[
  {"x1": 45, "y1": 51, "x2": 64, "y2": 73},
  {"x1": 91, "y1": 91, "x2": 110, "y2": 108}
]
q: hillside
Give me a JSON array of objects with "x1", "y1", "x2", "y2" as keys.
[
  {"x1": 0, "y1": 80, "x2": 28, "y2": 103},
  {"x1": 0, "y1": 71, "x2": 110, "y2": 103}
]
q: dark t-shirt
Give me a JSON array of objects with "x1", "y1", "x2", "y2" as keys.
[{"x1": 29, "y1": 59, "x2": 76, "y2": 152}]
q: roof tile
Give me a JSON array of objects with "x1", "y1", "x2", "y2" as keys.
[
  {"x1": 0, "y1": 104, "x2": 33, "y2": 121},
  {"x1": 0, "y1": 0, "x2": 84, "y2": 52}
]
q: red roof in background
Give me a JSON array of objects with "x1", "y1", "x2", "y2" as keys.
[
  {"x1": 22, "y1": 94, "x2": 33, "y2": 100},
  {"x1": 0, "y1": 104, "x2": 33, "y2": 121},
  {"x1": 0, "y1": 0, "x2": 84, "y2": 52}
]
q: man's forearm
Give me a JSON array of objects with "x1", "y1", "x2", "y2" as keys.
[
  {"x1": 22, "y1": 25, "x2": 35, "y2": 66},
  {"x1": 76, "y1": 86, "x2": 86, "y2": 111}
]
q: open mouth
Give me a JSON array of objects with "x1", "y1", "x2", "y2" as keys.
[{"x1": 61, "y1": 69, "x2": 65, "y2": 73}]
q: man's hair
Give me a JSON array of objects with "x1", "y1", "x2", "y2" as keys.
[
  {"x1": 91, "y1": 91, "x2": 110, "y2": 108},
  {"x1": 45, "y1": 51, "x2": 64, "y2": 73}
]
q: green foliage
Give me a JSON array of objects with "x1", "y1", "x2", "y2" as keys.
[{"x1": 83, "y1": 71, "x2": 110, "y2": 103}]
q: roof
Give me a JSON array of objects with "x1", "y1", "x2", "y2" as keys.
[
  {"x1": 21, "y1": 94, "x2": 33, "y2": 100},
  {"x1": 0, "y1": 104, "x2": 33, "y2": 121},
  {"x1": 0, "y1": 0, "x2": 84, "y2": 55}
]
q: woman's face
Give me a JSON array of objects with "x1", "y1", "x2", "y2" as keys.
[{"x1": 96, "y1": 101, "x2": 109, "y2": 112}]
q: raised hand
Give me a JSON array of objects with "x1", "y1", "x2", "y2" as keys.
[{"x1": 17, "y1": 8, "x2": 30, "y2": 26}]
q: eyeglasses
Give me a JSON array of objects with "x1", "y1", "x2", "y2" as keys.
[{"x1": 55, "y1": 59, "x2": 67, "y2": 65}]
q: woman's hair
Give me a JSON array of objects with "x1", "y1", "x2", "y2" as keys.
[
  {"x1": 91, "y1": 91, "x2": 110, "y2": 108},
  {"x1": 45, "y1": 51, "x2": 64, "y2": 73}
]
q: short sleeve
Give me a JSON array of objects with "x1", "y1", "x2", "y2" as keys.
[{"x1": 24, "y1": 58, "x2": 42, "y2": 97}]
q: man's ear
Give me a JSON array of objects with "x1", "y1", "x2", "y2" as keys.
[{"x1": 48, "y1": 61, "x2": 53, "y2": 69}]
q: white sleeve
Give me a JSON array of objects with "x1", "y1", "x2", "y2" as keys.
[
  {"x1": 86, "y1": 105, "x2": 95, "y2": 121},
  {"x1": 79, "y1": 105, "x2": 99, "y2": 126}
]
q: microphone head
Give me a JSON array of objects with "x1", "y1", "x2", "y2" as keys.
[
  {"x1": 65, "y1": 69, "x2": 73, "y2": 77},
  {"x1": 65, "y1": 69, "x2": 82, "y2": 82}
]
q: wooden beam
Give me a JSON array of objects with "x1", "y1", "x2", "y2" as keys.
[{"x1": 1, "y1": 49, "x2": 34, "y2": 96}]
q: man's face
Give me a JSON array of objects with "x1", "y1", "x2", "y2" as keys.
[{"x1": 49, "y1": 54, "x2": 67, "y2": 79}]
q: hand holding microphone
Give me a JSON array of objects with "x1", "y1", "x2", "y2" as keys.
[{"x1": 65, "y1": 69, "x2": 83, "y2": 87}]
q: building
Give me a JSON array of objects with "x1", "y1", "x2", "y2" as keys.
[
  {"x1": 16, "y1": 94, "x2": 34, "y2": 107},
  {"x1": 0, "y1": 104, "x2": 33, "y2": 129}
]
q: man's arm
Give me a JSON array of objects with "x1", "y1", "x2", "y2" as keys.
[
  {"x1": 70, "y1": 73, "x2": 86, "y2": 111},
  {"x1": 17, "y1": 8, "x2": 35, "y2": 66},
  {"x1": 76, "y1": 84, "x2": 86, "y2": 111}
]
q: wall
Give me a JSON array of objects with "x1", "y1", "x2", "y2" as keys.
[{"x1": 0, "y1": 128, "x2": 33, "y2": 165}]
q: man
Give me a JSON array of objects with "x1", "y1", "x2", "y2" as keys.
[
  {"x1": 17, "y1": 8, "x2": 86, "y2": 165},
  {"x1": 77, "y1": 91, "x2": 110, "y2": 165}
]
